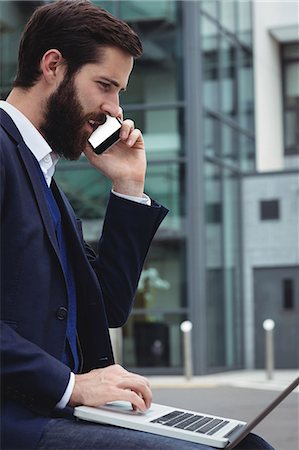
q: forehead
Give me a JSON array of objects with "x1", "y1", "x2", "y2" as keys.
[{"x1": 76, "y1": 46, "x2": 134, "y2": 89}]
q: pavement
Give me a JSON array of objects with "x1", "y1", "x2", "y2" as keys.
[{"x1": 147, "y1": 370, "x2": 299, "y2": 450}]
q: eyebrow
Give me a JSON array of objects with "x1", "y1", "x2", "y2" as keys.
[{"x1": 100, "y1": 77, "x2": 127, "y2": 92}]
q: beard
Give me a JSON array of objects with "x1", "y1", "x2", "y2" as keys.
[{"x1": 40, "y1": 75, "x2": 90, "y2": 161}]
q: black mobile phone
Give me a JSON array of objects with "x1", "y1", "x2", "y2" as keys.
[{"x1": 88, "y1": 116, "x2": 122, "y2": 154}]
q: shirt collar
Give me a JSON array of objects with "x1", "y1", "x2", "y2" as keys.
[{"x1": 0, "y1": 100, "x2": 58, "y2": 164}]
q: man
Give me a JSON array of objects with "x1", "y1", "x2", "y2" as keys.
[{"x1": 0, "y1": 1, "x2": 275, "y2": 449}]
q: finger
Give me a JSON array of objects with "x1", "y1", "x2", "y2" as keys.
[
  {"x1": 117, "y1": 107, "x2": 123, "y2": 122},
  {"x1": 119, "y1": 389, "x2": 148, "y2": 412},
  {"x1": 118, "y1": 380, "x2": 152, "y2": 409},
  {"x1": 122, "y1": 128, "x2": 142, "y2": 147},
  {"x1": 120, "y1": 119, "x2": 134, "y2": 140},
  {"x1": 120, "y1": 372, "x2": 151, "y2": 391}
]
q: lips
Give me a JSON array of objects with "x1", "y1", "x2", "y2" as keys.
[
  {"x1": 86, "y1": 116, "x2": 107, "y2": 138},
  {"x1": 88, "y1": 119, "x2": 99, "y2": 131},
  {"x1": 88, "y1": 115, "x2": 107, "y2": 130}
]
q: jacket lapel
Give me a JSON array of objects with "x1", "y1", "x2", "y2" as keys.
[{"x1": 1, "y1": 108, "x2": 61, "y2": 259}]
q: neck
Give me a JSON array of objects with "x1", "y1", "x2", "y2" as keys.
[{"x1": 6, "y1": 85, "x2": 48, "y2": 131}]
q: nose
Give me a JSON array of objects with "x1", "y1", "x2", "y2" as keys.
[{"x1": 101, "y1": 95, "x2": 120, "y2": 118}]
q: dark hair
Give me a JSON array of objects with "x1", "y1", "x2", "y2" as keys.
[{"x1": 14, "y1": 0, "x2": 143, "y2": 88}]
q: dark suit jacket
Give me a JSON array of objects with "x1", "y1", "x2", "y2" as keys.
[{"x1": 0, "y1": 108, "x2": 168, "y2": 449}]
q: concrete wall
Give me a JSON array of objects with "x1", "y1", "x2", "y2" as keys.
[
  {"x1": 242, "y1": 171, "x2": 299, "y2": 368},
  {"x1": 252, "y1": 0, "x2": 299, "y2": 172}
]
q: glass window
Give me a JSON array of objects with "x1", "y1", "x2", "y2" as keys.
[
  {"x1": 120, "y1": 0, "x2": 176, "y2": 23},
  {"x1": 124, "y1": 108, "x2": 184, "y2": 160},
  {"x1": 145, "y1": 162, "x2": 185, "y2": 233},
  {"x1": 120, "y1": 1, "x2": 183, "y2": 104},
  {"x1": 219, "y1": 0, "x2": 236, "y2": 34},
  {"x1": 205, "y1": 163, "x2": 242, "y2": 368},
  {"x1": 54, "y1": 161, "x2": 110, "y2": 240},
  {"x1": 204, "y1": 114, "x2": 220, "y2": 158},
  {"x1": 260, "y1": 199, "x2": 280, "y2": 221},
  {"x1": 205, "y1": 163, "x2": 222, "y2": 269},
  {"x1": 237, "y1": 0, "x2": 252, "y2": 46},
  {"x1": 237, "y1": 49, "x2": 254, "y2": 132},
  {"x1": 135, "y1": 239, "x2": 187, "y2": 312},
  {"x1": 202, "y1": 17, "x2": 219, "y2": 111},
  {"x1": 123, "y1": 312, "x2": 187, "y2": 368},
  {"x1": 221, "y1": 123, "x2": 238, "y2": 166},
  {"x1": 282, "y1": 43, "x2": 299, "y2": 59},
  {"x1": 285, "y1": 62, "x2": 299, "y2": 104},
  {"x1": 200, "y1": 1, "x2": 218, "y2": 19},
  {"x1": 282, "y1": 44, "x2": 299, "y2": 155},
  {"x1": 204, "y1": 162, "x2": 224, "y2": 367},
  {"x1": 220, "y1": 37, "x2": 237, "y2": 121},
  {"x1": 222, "y1": 168, "x2": 242, "y2": 367},
  {"x1": 239, "y1": 134, "x2": 255, "y2": 172},
  {"x1": 0, "y1": 1, "x2": 41, "y2": 98},
  {"x1": 93, "y1": 1, "x2": 115, "y2": 14},
  {"x1": 283, "y1": 279, "x2": 294, "y2": 310}
]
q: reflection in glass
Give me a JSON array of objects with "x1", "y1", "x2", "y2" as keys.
[
  {"x1": 204, "y1": 114, "x2": 218, "y2": 158},
  {"x1": 204, "y1": 162, "x2": 242, "y2": 368},
  {"x1": 220, "y1": 37, "x2": 236, "y2": 121},
  {"x1": 120, "y1": 0, "x2": 183, "y2": 104},
  {"x1": 221, "y1": 123, "x2": 238, "y2": 166},
  {"x1": 283, "y1": 45, "x2": 299, "y2": 154},
  {"x1": 93, "y1": 0, "x2": 115, "y2": 14},
  {"x1": 237, "y1": 0, "x2": 252, "y2": 46},
  {"x1": 135, "y1": 239, "x2": 187, "y2": 312},
  {"x1": 285, "y1": 63, "x2": 299, "y2": 104},
  {"x1": 222, "y1": 168, "x2": 242, "y2": 367},
  {"x1": 125, "y1": 108, "x2": 184, "y2": 160},
  {"x1": 238, "y1": 49, "x2": 254, "y2": 131},
  {"x1": 205, "y1": 163, "x2": 222, "y2": 266},
  {"x1": 120, "y1": 0, "x2": 176, "y2": 23},
  {"x1": 123, "y1": 312, "x2": 187, "y2": 368},
  {"x1": 239, "y1": 134, "x2": 255, "y2": 172},
  {"x1": 202, "y1": 17, "x2": 219, "y2": 111},
  {"x1": 220, "y1": 0, "x2": 235, "y2": 33},
  {"x1": 145, "y1": 162, "x2": 185, "y2": 234},
  {"x1": 285, "y1": 110, "x2": 299, "y2": 150},
  {"x1": 55, "y1": 162, "x2": 110, "y2": 240},
  {"x1": 0, "y1": 1, "x2": 40, "y2": 98},
  {"x1": 204, "y1": 163, "x2": 224, "y2": 366},
  {"x1": 200, "y1": 0, "x2": 218, "y2": 18}
]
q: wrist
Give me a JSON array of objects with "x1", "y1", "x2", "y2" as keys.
[
  {"x1": 68, "y1": 374, "x2": 84, "y2": 407},
  {"x1": 112, "y1": 179, "x2": 145, "y2": 198}
]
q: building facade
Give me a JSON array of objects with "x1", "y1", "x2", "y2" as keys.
[{"x1": 1, "y1": 0, "x2": 298, "y2": 374}]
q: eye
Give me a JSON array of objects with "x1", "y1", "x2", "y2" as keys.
[{"x1": 98, "y1": 81, "x2": 110, "y2": 92}]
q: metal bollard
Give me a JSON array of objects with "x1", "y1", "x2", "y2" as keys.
[
  {"x1": 262, "y1": 319, "x2": 275, "y2": 380},
  {"x1": 180, "y1": 320, "x2": 193, "y2": 381}
]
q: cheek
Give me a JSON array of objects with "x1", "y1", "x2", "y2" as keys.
[{"x1": 78, "y1": 87, "x2": 101, "y2": 114}]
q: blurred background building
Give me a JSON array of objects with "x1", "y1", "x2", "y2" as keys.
[{"x1": 1, "y1": 0, "x2": 298, "y2": 375}]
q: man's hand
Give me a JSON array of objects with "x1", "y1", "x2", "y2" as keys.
[
  {"x1": 84, "y1": 119, "x2": 147, "y2": 198},
  {"x1": 69, "y1": 364, "x2": 152, "y2": 412}
]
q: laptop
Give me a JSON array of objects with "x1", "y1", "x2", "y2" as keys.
[{"x1": 74, "y1": 376, "x2": 299, "y2": 449}]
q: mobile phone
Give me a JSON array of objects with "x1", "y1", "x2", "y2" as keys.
[{"x1": 88, "y1": 116, "x2": 122, "y2": 154}]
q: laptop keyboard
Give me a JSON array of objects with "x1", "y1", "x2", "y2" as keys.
[{"x1": 151, "y1": 410, "x2": 229, "y2": 435}]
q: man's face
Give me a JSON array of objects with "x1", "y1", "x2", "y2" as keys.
[{"x1": 40, "y1": 46, "x2": 133, "y2": 160}]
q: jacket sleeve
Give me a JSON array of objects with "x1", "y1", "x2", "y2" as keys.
[
  {"x1": 87, "y1": 193, "x2": 168, "y2": 327},
  {"x1": 1, "y1": 321, "x2": 71, "y2": 416}
]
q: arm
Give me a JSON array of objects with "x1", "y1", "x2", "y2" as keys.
[
  {"x1": 1, "y1": 321, "x2": 70, "y2": 415},
  {"x1": 83, "y1": 119, "x2": 168, "y2": 327}
]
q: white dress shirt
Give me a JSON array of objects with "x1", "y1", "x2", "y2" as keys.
[{"x1": 0, "y1": 100, "x2": 150, "y2": 408}]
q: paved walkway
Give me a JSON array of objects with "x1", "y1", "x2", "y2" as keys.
[
  {"x1": 148, "y1": 369, "x2": 299, "y2": 392},
  {"x1": 148, "y1": 370, "x2": 298, "y2": 450}
]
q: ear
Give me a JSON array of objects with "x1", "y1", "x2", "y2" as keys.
[{"x1": 40, "y1": 49, "x2": 66, "y2": 85}]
